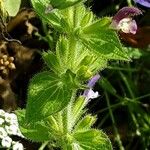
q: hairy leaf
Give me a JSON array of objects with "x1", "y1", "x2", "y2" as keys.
[
  {"x1": 31, "y1": 0, "x2": 62, "y2": 31},
  {"x1": 80, "y1": 18, "x2": 130, "y2": 61},
  {"x1": 43, "y1": 51, "x2": 62, "y2": 74},
  {"x1": 73, "y1": 129, "x2": 112, "y2": 150},
  {"x1": 26, "y1": 71, "x2": 75, "y2": 122},
  {"x1": 16, "y1": 109, "x2": 50, "y2": 142},
  {"x1": 50, "y1": 0, "x2": 83, "y2": 9},
  {"x1": 74, "y1": 115, "x2": 97, "y2": 131}
]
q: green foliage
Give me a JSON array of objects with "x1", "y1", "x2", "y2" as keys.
[
  {"x1": 81, "y1": 19, "x2": 129, "y2": 61},
  {"x1": 31, "y1": 0, "x2": 63, "y2": 31},
  {"x1": 2, "y1": 0, "x2": 21, "y2": 16},
  {"x1": 16, "y1": 109, "x2": 51, "y2": 142},
  {"x1": 17, "y1": 97, "x2": 112, "y2": 149},
  {"x1": 73, "y1": 129, "x2": 112, "y2": 150},
  {"x1": 31, "y1": 0, "x2": 130, "y2": 64},
  {"x1": 16, "y1": 0, "x2": 132, "y2": 149},
  {"x1": 50, "y1": 0, "x2": 84, "y2": 9},
  {"x1": 25, "y1": 71, "x2": 76, "y2": 122}
]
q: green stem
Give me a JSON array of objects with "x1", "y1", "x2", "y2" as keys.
[
  {"x1": 97, "y1": 101, "x2": 124, "y2": 114},
  {"x1": 39, "y1": 141, "x2": 49, "y2": 150},
  {"x1": 119, "y1": 71, "x2": 134, "y2": 98},
  {"x1": 127, "y1": 0, "x2": 132, "y2": 6},
  {"x1": 134, "y1": 93, "x2": 150, "y2": 101},
  {"x1": 107, "y1": 66, "x2": 138, "y2": 72},
  {"x1": 105, "y1": 92, "x2": 125, "y2": 150},
  {"x1": 119, "y1": 71, "x2": 140, "y2": 135}
]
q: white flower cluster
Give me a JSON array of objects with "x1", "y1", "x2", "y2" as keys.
[{"x1": 0, "y1": 109, "x2": 24, "y2": 150}]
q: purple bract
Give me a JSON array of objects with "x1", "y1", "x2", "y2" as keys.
[{"x1": 113, "y1": 7, "x2": 142, "y2": 24}]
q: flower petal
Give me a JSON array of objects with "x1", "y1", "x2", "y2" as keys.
[
  {"x1": 87, "y1": 74, "x2": 100, "y2": 88},
  {"x1": 112, "y1": 7, "x2": 142, "y2": 25},
  {"x1": 85, "y1": 89, "x2": 99, "y2": 100},
  {"x1": 134, "y1": 0, "x2": 150, "y2": 8},
  {"x1": 83, "y1": 89, "x2": 99, "y2": 100},
  {"x1": 117, "y1": 18, "x2": 137, "y2": 34}
]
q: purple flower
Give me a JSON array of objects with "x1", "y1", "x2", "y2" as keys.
[
  {"x1": 111, "y1": 7, "x2": 142, "y2": 34},
  {"x1": 134, "y1": 0, "x2": 150, "y2": 8},
  {"x1": 84, "y1": 89, "x2": 99, "y2": 100},
  {"x1": 87, "y1": 74, "x2": 100, "y2": 88},
  {"x1": 83, "y1": 74, "x2": 100, "y2": 100}
]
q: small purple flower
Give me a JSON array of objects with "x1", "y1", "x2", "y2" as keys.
[
  {"x1": 83, "y1": 74, "x2": 100, "y2": 100},
  {"x1": 111, "y1": 7, "x2": 142, "y2": 34},
  {"x1": 134, "y1": 0, "x2": 150, "y2": 8},
  {"x1": 87, "y1": 74, "x2": 100, "y2": 88},
  {"x1": 84, "y1": 89, "x2": 99, "y2": 100}
]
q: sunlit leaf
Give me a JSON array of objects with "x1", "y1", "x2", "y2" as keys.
[
  {"x1": 80, "y1": 18, "x2": 130, "y2": 61},
  {"x1": 73, "y1": 129, "x2": 112, "y2": 150},
  {"x1": 26, "y1": 71, "x2": 75, "y2": 122},
  {"x1": 16, "y1": 109, "x2": 50, "y2": 142}
]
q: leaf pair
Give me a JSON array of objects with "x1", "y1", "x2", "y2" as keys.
[{"x1": 17, "y1": 97, "x2": 112, "y2": 149}]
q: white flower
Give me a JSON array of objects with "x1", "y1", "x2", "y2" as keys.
[
  {"x1": 85, "y1": 89, "x2": 99, "y2": 100},
  {"x1": 5, "y1": 125, "x2": 18, "y2": 135},
  {"x1": 0, "y1": 118, "x2": 5, "y2": 125},
  {"x1": 0, "y1": 127, "x2": 7, "y2": 139},
  {"x1": 1, "y1": 136, "x2": 12, "y2": 148},
  {"x1": 12, "y1": 142, "x2": 24, "y2": 150},
  {"x1": 0, "y1": 109, "x2": 5, "y2": 117},
  {"x1": 117, "y1": 18, "x2": 137, "y2": 34},
  {"x1": 5, "y1": 113, "x2": 18, "y2": 124}
]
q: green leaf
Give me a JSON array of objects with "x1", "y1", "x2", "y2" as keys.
[
  {"x1": 80, "y1": 11, "x2": 94, "y2": 27},
  {"x1": 72, "y1": 96, "x2": 87, "y2": 126},
  {"x1": 16, "y1": 109, "x2": 50, "y2": 142},
  {"x1": 42, "y1": 51, "x2": 62, "y2": 74},
  {"x1": 82, "y1": 17, "x2": 112, "y2": 33},
  {"x1": 76, "y1": 66, "x2": 93, "y2": 80},
  {"x1": 3, "y1": 0, "x2": 21, "y2": 16},
  {"x1": 123, "y1": 47, "x2": 142, "y2": 59},
  {"x1": 80, "y1": 18, "x2": 130, "y2": 61},
  {"x1": 56, "y1": 37, "x2": 70, "y2": 71},
  {"x1": 50, "y1": 0, "x2": 83, "y2": 9},
  {"x1": 26, "y1": 71, "x2": 75, "y2": 122},
  {"x1": 31, "y1": 0, "x2": 62, "y2": 31},
  {"x1": 74, "y1": 115, "x2": 97, "y2": 131},
  {"x1": 73, "y1": 129, "x2": 112, "y2": 150},
  {"x1": 60, "y1": 3, "x2": 94, "y2": 30}
]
